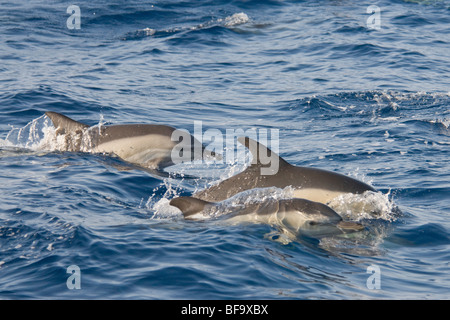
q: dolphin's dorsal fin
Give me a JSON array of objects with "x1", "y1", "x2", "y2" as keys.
[
  {"x1": 169, "y1": 196, "x2": 213, "y2": 218},
  {"x1": 237, "y1": 136, "x2": 290, "y2": 170},
  {"x1": 45, "y1": 111, "x2": 90, "y2": 134}
]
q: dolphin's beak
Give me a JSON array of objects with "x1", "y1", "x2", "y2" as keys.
[{"x1": 337, "y1": 221, "x2": 365, "y2": 232}]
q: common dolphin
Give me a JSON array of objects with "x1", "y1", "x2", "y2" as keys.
[
  {"x1": 193, "y1": 137, "x2": 376, "y2": 204},
  {"x1": 45, "y1": 112, "x2": 217, "y2": 169},
  {"x1": 170, "y1": 196, "x2": 364, "y2": 235}
]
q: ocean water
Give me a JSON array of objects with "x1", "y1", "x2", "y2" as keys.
[{"x1": 0, "y1": 0, "x2": 449, "y2": 300}]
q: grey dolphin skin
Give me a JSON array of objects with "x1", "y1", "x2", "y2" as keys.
[
  {"x1": 45, "y1": 111, "x2": 216, "y2": 169},
  {"x1": 194, "y1": 136, "x2": 376, "y2": 204},
  {"x1": 170, "y1": 196, "x2": 364, "y2": 233}
]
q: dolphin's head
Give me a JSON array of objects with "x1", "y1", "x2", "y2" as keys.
[
  {"x1": 277, "y1": 198, "x2": 342, "y2": 232},
  {"x1": 277, "y1": 198, "x2": 365, "y2": 236}
]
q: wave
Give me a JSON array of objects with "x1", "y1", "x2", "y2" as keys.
[
  {"x1": 121, "y1": 12, "x2": 249, "y2": 41},
  {"x1": 287, "y1": 91, "x2": 450, "y2": 129}
]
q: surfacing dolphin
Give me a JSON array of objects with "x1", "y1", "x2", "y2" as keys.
[
  {"x1": 45, "y1": 111, "x2": 217, "y2": 169},
  {"x1": 194, "y1": 136, "x2": 376, "y2": 204},
  {"x1": 170, "y1": 196, "x2": 364, "y2": 235}
]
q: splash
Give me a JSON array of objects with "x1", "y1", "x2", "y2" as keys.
[
  {"x1": 225, "y1": 186, "x2": 295, "y2": 206},
  {"x1": 3, "y1": 115, "x2": 50, "y2": 150},
  {"x1": 221, "y1": 13, "x2": 249, "y2": 27},
  {"x1": 1, "y1": 113, "x2": 111, "y2": 155},
  {"x1": 145, "y1": 174, "x2": 190, "y2": 219},
  {"x1": 327, "y1": 190, "x2": 400, "y2": 222}
]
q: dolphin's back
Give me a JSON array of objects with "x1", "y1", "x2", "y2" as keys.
[
  {"x1": 280, "y1": 165, "x2": 375, "y2": 194},
  {"x1": 194, "y1": 137, "x2": 375, "y2": 203},
  {"x1": 93, "y1": 124, "x2": 176, "y2": 145}
]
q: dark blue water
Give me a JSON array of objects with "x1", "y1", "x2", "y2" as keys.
[{"x1": 1, "y1": 0, "x2": 449, "y2": 299}]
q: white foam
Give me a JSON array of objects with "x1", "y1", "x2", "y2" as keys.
[
  {"x1": 4, "y1": 115, "x2": 49, "y2": 150},
  {"x1": 2, "y1": 114, "x2": 112, "y2": 155},
  {"x1": 225, "y1": 186, "x2": 294, "y2": 206},
  {"x1": 150, "y1": 197, "x2": 183, "y2": 219},
  {"x1": 327, "y1": 190, "x2": 399, "y2": 222},
  {"x1": 429, "y1": 118, "x2": 450, "y2": 129},
  {"x1": 222, "y1": 13, "x2": 249, "y2": 27},
  {"x1": 135, "y1": 12, "x2": 250, "y2": 40},
  {"x1": 141, "y1": 27, "x2": 156, "y2": 36}
]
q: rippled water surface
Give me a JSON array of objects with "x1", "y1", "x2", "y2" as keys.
[{"x1": 0, "y1": 0, "x2": 449, "y2": 299}]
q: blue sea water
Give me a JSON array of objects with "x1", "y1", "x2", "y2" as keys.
[{"x1": 0, "y1": 0, "x2": 449, "y2": 300}]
